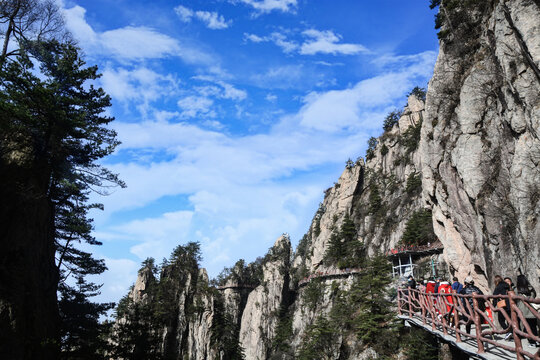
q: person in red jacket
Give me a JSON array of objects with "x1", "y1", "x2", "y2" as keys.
[
  {"x1": 438, "y1": 279, "x2": 454, "y2": 315},
  {"x1": 426, "y1": 277, "x2": 437, "y2": 309}
]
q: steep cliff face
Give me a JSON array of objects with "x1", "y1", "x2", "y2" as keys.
[
  {"x1": 295, "y1": 94, "x2": 427, "y2": 277},
  {"x1": 421, "y1": 0, "x2": 540, "y2": 292},
  {"x1": 239, "y1": 235, "x2": 291, "y2": 360}
]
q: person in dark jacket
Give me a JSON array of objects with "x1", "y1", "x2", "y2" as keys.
[
  {"x1": 459, "y1": 277, "x2": 484, "y2": 334},
  {"x1": 493, "y1": 275, "x2": 512, "y2": 340},
  {"x1": 516, "y1": 275, "x2": 538, "y2": 347},
  {"x1": 452, "y1": 277, "x2": 463, "y2": 293},
  {"x1": 407, "y1": 275, "x2": 417, "y2": 290}
]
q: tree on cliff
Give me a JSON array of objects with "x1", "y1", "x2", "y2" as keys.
[{"x1": 0, "y1": 37, "x2": 122, "y2": 357}]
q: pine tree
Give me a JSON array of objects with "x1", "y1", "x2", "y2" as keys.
[
  {"x1": 0, "y1": 39, "x2": 122, "y2": 357},
  {"x1": 350, "y1": 255, "x2": 396, "y2": 346}
]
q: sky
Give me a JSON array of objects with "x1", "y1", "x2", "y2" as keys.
[{"x1": 58, "y1": 0, "x2": 439, "y2": 307}]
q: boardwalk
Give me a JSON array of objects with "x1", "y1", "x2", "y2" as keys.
[
  {"x1": 298, "y1": 268, "x2": 362, "y2": 287},
  {"x1": 216, "y1": 284, "x2": 256, "y2": 291},
  {"x1": 397, "y1": 288, "x2": 540, "y2": 360}
]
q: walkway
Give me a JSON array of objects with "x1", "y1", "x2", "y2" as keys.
[
  {"x1": 298, "y1": 268, "x2": 362, "y2": 287},
  {"x1": 397, "y1": 288, "x2": 540, "y2": 360},
  {"x1": 216, "y1": 284, "x2": 256, "y2": 291}
]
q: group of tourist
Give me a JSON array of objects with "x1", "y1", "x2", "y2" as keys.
[{"x1": 404, "y1": 273, "x2": 539, "y2": 348}]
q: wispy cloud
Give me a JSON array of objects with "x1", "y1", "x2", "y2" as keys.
[
  {"x1": 244, "y1": 29, "x2": 368, "y2": 56},
  {"x1": 62, "y1": 5, "x2": 214, "y2": 64},
  {"x1": 232, "y1": 0, "x2": 297, "y2": 14},
  {"x1": 300, "y1": 29, "x2": 369, "y2": 55},
  {"x1": 177, "y1": 96, "x2": 216, "y2": 118},
  {"x1": 175, "y1": 5, "x2": 231, "y2": 30},
  {"x1": 244, "y1": 32, "x2": 298, "y2": 53}
]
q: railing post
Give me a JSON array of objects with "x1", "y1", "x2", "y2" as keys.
[
  {"x1": 421, "y1": 292, "x2": 426, "y2": 325},
  {"x1": 508, "y1": 292, "x2": 525, "y2": 360},
  {"x1": 408, "y1": 287, "x2": 413, "y2": 318},
  {"x1": 452, "y1": 291, "x2": 461, "y2": 343},
  {"x1": 472, "y1": 294, "x2": 485, "y2": 354},
  {"x1": 398, "y1": 289, "x2": 402, "y2": 316}
]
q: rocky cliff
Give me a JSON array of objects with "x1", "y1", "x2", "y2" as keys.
[
  {"x1": 112, "y1": 1, "x2": 540, "y2": 358},
  {"x1": 421, "y1": 0, "x2": 540, "y2": 292}
]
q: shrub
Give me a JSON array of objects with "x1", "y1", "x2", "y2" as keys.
[
  {"x1": 401, "y1": 209, "x2": 435, "y2": 246},
  {"x1": 405, "y1": 172, "x2": 422, "y2": 195},
  {"x1": 383, "y1": 110, "x2": 402, "y2": 132},
  {"x1": 407, "y1": 86, "x2": 427, "y2": 101},
  {"x1": 365, "y1": 137, "x2": 378, "y2": 160},
  {"x1": 380, "y1": 144, "x2": 389, "y2": 156}
]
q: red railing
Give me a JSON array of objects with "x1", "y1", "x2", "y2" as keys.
[{"x1": 397, "y1": 288, "x2": 540, "y2": 360}]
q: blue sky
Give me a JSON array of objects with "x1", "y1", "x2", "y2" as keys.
[{"x1": 58, "y1": 0, "x2": 439, "y2": 306}]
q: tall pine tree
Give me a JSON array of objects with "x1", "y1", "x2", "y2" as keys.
[{"x1": 0, "y1": 39, "x2": 122, "y2": 358}]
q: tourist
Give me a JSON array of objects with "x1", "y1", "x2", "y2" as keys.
[
  {"x1": 452, "y1": 277, "x2": 463, "y2": 293},
  {"x1": 515, "y1": 275, "x2": 539, "y2": 347},
  {"x1": 407, "y1": 275, "x2": 417, "y2": 289},
  {"x1": 434, "y1": 277, "x2": 441, "y2": 293},
  {"x1": 438, "y1": 279, "x2": 453, "y2": 315},
  {"x1": 459, "y1": 277, "x2": 484, "y2": 334},
  {"x1": 504, "y1": 277, "x2": 515, "y2": 291},
  {"x1": 493, "y1": 275, "x2": 512, "y2": 340},
  {"x1": 418, "y1": 279, "x2": 426, "y2": 292},
  {"x1": 426, "y1": 278, "x2": 436, "y2": 293}
]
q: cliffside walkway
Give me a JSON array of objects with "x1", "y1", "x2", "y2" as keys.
[
  {"x1": 397, "y1": 288, "x2": 540, "y2": 360},
  {"x1": 298, "y1": 268, "x2": 362, "y2": 287},
  {"x1": 216, "y1": 284, "x2": 256, "y2": 291}
]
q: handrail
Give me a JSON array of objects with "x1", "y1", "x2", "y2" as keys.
[{"x1": 397, "y1": 288, "x2": 540, "y2": 360}]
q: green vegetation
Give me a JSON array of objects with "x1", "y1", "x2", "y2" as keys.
[
  {"x1": 380, "y1": 143, "x2": 389, "y2": 156},
  {"x1": 0, "y1": 11, "x2": 122, "y2": 355},
  {"x1": 401, "y1": 209, "x2": 435, "y2": 246},
  {"x1": 401, "y1": 119, "x2": 422, "y2": 155},
  {"x1": 383, "y1": 109, "x2": 402, "y2": 132},
  {"x1": 271, "y1": 304, "x2": 293, "y2": 356},
  {"x1": 365, "y1": 136, "x2": 378, "y2": 160},
  {"x1": 408, "y1": 86, "x2": 427, "y2": 101},
  {"x1": 402, "y1": 327, "x2": 439, "y2": 359},
  {"x1": 298, "y1": 255, "x2": 402, "y2": 358},
  {"x1": 302, "y1": 279, "x2": 324, "y2": 311},
  {"x1": 405, "y1": 172, "x2": 422, "y2": 196},
  {"x1": 324, "y1": 214, "x2": 365, "y2": 269},
  {"x1": 211, "y1": 294, "x2": 245, "y2": 360}
]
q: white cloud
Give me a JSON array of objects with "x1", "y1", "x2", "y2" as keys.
[
  {"x1": 233, "y1": 0, "x2": 297, "y2": 14},
  {"x1": 178, "y1": 96, "x2": 216, "y2": 118},
  {"x1": 90, "y1": 257, "x2": 139, "y2": 306},
  {"x1": 62, "y1": 5, "x2": 213, "y2": 64},
  {"x1": 90, "y1": 50, "x2": 436, "y2": 290},
  {"x1": 245, "y1": 29, "x2": 367, "y2": 56},
  {"x1": 266, "y1": 93, "x2": 277, "y2": 102},
  {"x1": 175, "y1": 5, "x2": 231, "y2": 29},
  {"x1": 244, "y1": 32, "x2": 298, "y2": 53},
  {"x1": 298, "y1": 51, "x2": 436, "y2": 131},
  {"x1": 100, "y1": 67, "x2": 179, "y2": 115},
  {"x1": 300, "y1": 29, "x2": 369, "y2": 55},
  {"x1": 193, "y1": 76, "x2": 248, "y2": 101}
]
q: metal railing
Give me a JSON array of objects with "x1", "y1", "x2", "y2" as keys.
[{"x1": 397, "y1": 288, "x2": 540, "y2": 360}]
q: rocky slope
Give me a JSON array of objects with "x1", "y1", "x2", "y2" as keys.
[{"x1": 112, "y1": 1, "x2": 540, "y2": 358}]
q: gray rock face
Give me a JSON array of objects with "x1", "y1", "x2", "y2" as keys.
[
  {"x1": 239, "y1": 235, "x2": 291, "y2": 360},
  {"x1": 420, "y1": 0, "x2": 540, "y2": 292}
]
